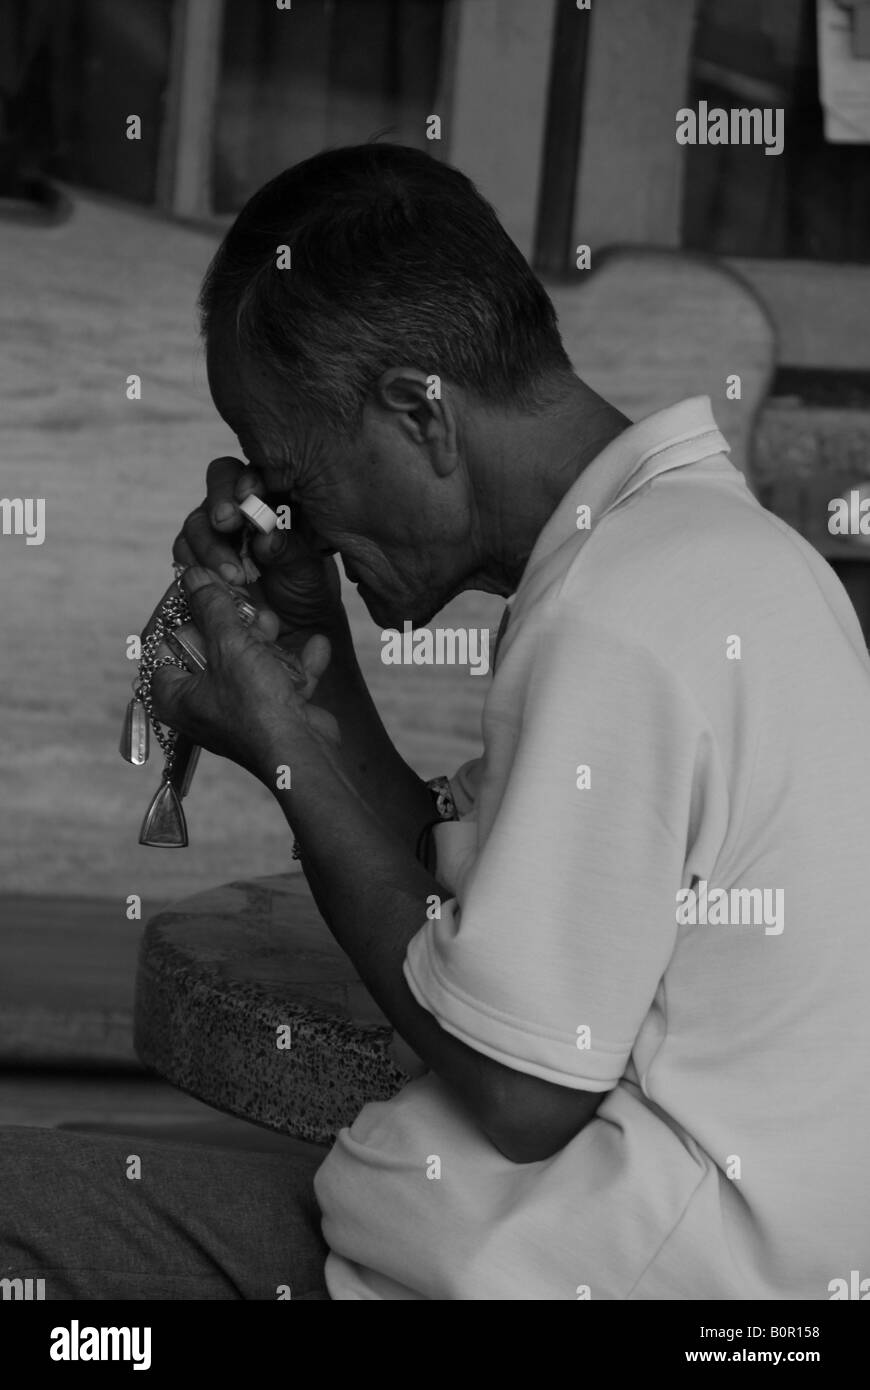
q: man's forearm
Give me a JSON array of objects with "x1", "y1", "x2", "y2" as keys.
[
  {"x1": 310, "y1": 624, "x2": 436, "y2": 853},
  {"x1": 267, "y1": 729, "x2": 503, "y2": 1135},
  {"x1": 265, "y1": 729, "x2": 601, "y2": 1164}
]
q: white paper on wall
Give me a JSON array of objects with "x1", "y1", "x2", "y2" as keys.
[{"x1": 817, "y1": 0, "x2": 870, "y2": 141}]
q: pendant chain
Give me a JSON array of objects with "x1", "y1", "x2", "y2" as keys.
[{"x1": 136, "y1": 590, "x2": 192, "y2": 769}]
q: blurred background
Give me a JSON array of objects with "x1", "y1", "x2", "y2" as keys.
[{"x1": 1, "y1": 0, "x2": 869, "y2": 904}]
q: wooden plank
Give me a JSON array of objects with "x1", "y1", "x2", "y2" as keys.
[
  {"x1": 533, "y1": 0, "x2": 593, "y2": 275},
  {"x1": 567, "y1": 0, "x2": 869, "y2": 369},
  {"x1": 0, "y1": 1074, "x2": 217, "y2": 1129},
  {"x1": 213, "y1": 0, "x2": 329, "y2": 211},
  {"x1": 547, "y1": 247, "x2": 775, "y2": 478},
  {"x1": 157, "y1": 0, "x2": 226, "y2": 220},
  {"x1": 753, "y1": 402, "x2": 870, "y2": 555},
  {"x1": 0, "y1": 1075, "x2": 326, "y2": 1154},
  {"x1": 573, "y1": 0, "x2": 699, "y2": 250},
  {"x1": 0, "y1": 895, "x2": 153, "y2": 1067},
  {"x1": 446, "y1": 0, "x2": 557, "y2": 259},
  {"x1": 726, "y1": 259, "x2": 870, "y2": 371},
  {"x1": 156, "y1": 0, "x2": 189, "y2": 213}
]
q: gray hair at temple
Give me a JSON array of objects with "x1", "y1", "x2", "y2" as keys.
[{"x1": 198, "y1": 142, "x2": 574, "y2": 439}]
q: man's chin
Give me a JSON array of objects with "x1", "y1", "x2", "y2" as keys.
[{"x1": 359, "y1": 584, "x2": 441, "y2": 631}]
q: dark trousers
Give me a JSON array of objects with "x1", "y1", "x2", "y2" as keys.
[{"x1": 0, "y1": 1126, "x2": 330, "y2": 1300}]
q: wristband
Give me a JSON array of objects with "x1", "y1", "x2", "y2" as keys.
[
  {"x1": 426, "y1": 775, "x2": 459, "y2": 823},
  {"x1": 415, "y1": 776, "x2": 459, "y2": 873}
]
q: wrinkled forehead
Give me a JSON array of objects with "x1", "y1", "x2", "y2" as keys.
[{"x1": 205, "y1": 321, "x2": 316, "y2": 494}]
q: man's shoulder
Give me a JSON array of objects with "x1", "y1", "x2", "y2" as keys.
[{"x1": 558, "y1": 461, "x2": 828, "y2": 641}]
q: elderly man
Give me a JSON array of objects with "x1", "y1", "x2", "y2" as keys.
[{"x1": 3, "y1": 143, "x2": 870, "y2": 1301}]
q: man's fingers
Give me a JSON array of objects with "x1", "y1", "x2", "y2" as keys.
[
  {"x1": 248, "y1": 526, "x2": 329, "y2": 577},
  {"x1": 172, "y1": 459, "x2": 273, "y2": 591},
  {"x1": 171, "y1": 533, "x2": 197, "y2": 568},
  {"x1": 205, "y1": 456, "x2": 255, "y2": 529},
  {"x1": 182, "y1": 505, "x2": 246, "y2": 584},
  {"x1": 252, "y1": 605, "x2": 281, "y2": 643},
  {"x1": 248, "y1": 525, "x2": 290, "y2": 567},
  {"x1": 151, "y1": 662, "x2": 193, "y2": 728},
  {"x1": 182, "y1": 567, "x2": 244, "y2": 656}
]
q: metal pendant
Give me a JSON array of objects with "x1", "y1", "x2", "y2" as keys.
[
  {"x1": 177, "y1": 742, "x2": 201, "y2": 798},
  {"x1": 138, "y1": 737, "x2": 199, "y2": 848},
  {"x1": 133, "y1": 572, "x2": 279, "y2": 848},
  {"x1": 139, "y1": 777, "x2": 188, "y2": 848},
  {"x1": 165, "y1": 623, "x2": 207, "y2": 672},
  {"x1": 120, "y1": 697, "x2": 150, "y2": 765}
]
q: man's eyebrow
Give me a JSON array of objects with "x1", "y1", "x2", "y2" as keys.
[{"x1": 236, "y1": 429, "x2": 297, "y2": 490}]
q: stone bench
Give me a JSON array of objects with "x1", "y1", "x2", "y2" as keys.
[{"x1": 133, "y1": 873, "x2": 409, "y2": 1145}]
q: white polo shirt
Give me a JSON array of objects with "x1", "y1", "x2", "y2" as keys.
[{"x1": 314, "y1": 397, "x2": 870, "y2": 1300}]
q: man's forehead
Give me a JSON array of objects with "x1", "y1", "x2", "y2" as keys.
[
  {"x1": 207, "y1": 333, "x2": 277, "y2": 443},
  {"x1": 206, "y1": 329, "x2": 250, "y2": 425}
]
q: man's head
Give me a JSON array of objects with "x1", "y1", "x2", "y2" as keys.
[{"x1": 201, "y1": 143, "x2": 575, "y2": 626}]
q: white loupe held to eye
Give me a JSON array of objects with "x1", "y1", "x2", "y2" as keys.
[{"x1": 238, "y1": 494, "x2": 279, "y2": 535}]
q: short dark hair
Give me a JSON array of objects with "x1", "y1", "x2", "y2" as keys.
[{"x1": 199, "y1": 143, "x2": 573, "y2": 436}]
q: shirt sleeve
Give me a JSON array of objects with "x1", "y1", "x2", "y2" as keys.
[{"x1": 404, "y1": 599, "x2": 711, "y2": 1091}]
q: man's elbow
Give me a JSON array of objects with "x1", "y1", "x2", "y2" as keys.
[{"x1": 481, "y1": 1071, "x2": 607, "y2": 1165}]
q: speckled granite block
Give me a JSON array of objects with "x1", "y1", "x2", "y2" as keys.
[
  {"x1": 754, "y1": 404, "x2": 870, "y2": 559},
  {"x1": 755, "y1": 404, "x2": 870, "y2": 488},
  {"x1": 134, "y1": 873, "x2": 409, "y2": 1144}
]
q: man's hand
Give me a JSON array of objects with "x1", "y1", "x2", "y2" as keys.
[
  {"x1": 151, "y1": 567, "x2": 338, "y2": 782},
  {"x1": 168, "y1": 456, "x2": 437, "y2": 855},
  {"x1": 172, "y1": 455, "x2": 347, "y2": 647}
]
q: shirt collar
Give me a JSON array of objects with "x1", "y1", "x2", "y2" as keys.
[
  {"x1": 524, "y1": 395, "x2": 730, "y2": 577},
  {"x1": 493, "y1": 397, "x2": 732, "y2": 666}
]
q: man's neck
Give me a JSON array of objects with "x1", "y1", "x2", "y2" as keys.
[{"x1": 470, "y1": 379, "x2": 631, "y2": 597}]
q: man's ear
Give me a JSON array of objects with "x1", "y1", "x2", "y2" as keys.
[{"x1": 372, "y1": 367, "x2": 458, "y2": 476}]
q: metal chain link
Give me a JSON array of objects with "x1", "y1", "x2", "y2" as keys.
[{"x1": 136, "y1": 588, "x2": 194, "y2": 769}]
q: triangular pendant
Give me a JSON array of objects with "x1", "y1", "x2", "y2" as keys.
[{"x1": 139, "y1": 779, "x2": 188, "y2": 847}]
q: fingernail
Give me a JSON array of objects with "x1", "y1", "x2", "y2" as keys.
[
  {"x1": 213, "y1": 503, "x2": 235, "y2": 523},
  {"x1": 219, "y1": 562, "x2": 243, "y2": 582},
  {"x1": 268, "y1": 531, "x2": 284, "y2": 554},
  {"x1": 184, "y1": 566, "x2": 212, "y2": 591}
]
